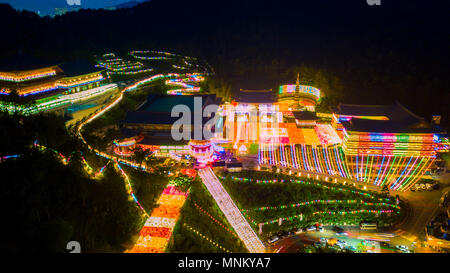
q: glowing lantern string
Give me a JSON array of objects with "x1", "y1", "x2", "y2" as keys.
[
  {"x1": 241, "y1": 199, "x2": 399, "y2": 212},
  {"x1": 182, "y1": 223, "x2": 232, "y2": 253},
  {"x1": 115, "y1": 161, "x2": 148, "y2": 216},
  {"x1": 219, "y1": 175, "x2": 391, "y2": 202},
  {"x1": 259, "y1": 143, "x2": 432, "y2": 191},
  {"x1": 193, "y1": 202, "x2": 238, "y2": 237},
  {"x1": 245, "y1": 209, "x2": 396, "y2": 226}
]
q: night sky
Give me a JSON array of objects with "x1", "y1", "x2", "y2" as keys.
[{"x1": 0, "y1": 0, "x2": 142, "y2": 15}]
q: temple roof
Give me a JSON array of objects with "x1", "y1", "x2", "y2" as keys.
[
  {"x1": 293, "y1": 111, "x2": 317, "y2": 121},
  {"x1": 140, "y1": 135, "x2": 189, "y2": 146},
  {"x1": 59, "y1": 60, "x2": 105, "y2": 77},
  {"x1": 336, "y1": 102, "x2": 445, "y2": 134},
  {"x1": 121, "y1": 111, "x2": 216, "y2": 133},
  {"x1": 341, "y1": 118, "x2": 442, "y2": 134},
  {"x1": 235, "y1": 89, "x2": 276, "y2": 103},
  {"x1": 0, "y1": 53, "x2": 58, "y2": 72},
  {"x1": 120, "y1": 94, "x2": 221, "y2": 141},
  {"x1": 122, "y1": 111, "x2": 179, "y2": 125},
  {"x1": 334, "y1": 102, "x2": 422, "y2": 122},
  {"x1": 136, "y1": 94, "x2": 221, "y2": 112}
]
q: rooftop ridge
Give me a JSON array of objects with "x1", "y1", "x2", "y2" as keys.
[
  {"x1": 394, "y1": 100, "x2": 424, "y2": 121},
  {"x1": 239, "y1": 89, "x2": 273, "y2": 92}
]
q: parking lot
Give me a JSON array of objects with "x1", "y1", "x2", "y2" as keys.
[{"x1": 268, "y1": 226, "x2": 409, "y2": 253}]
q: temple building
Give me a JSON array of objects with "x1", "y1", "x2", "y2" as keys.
[
  {"x1": 335, "y1": 102, "x2": 444, "y2": 191},
  {"x1": 278, "y1": 73, "x2": 321, "y2": 112},
  {"x1": 115, "y1": 94, "x2": 222, "y2": 159},
  {"x1": 0, "y1": 54, "x2": 117, "y2": 114},
  {"x1": 0, "y1": 56, "x2": 106, "y2": 98},
  {"x1": 0, "y1": 54, "x2": 62, "y2": 98},
  {"x1": 220, "y1": 89, "x2": 282, "y2": 150},
  {"x1": 57, "y1": 60, "x2": 106, "y2": 95},
  {"x1": 258, "y1": 98, "x2": 447, "y2": 191}
]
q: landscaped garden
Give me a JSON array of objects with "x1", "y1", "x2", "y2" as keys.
[{"x1": 218, "y1": 170, "x2": 405, "y2": 239}]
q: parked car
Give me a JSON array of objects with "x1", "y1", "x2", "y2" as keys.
[
  {"x1": 396, "y1": 245, "x2": 410, "y2": 253},
  {"x1": 306, "y1": 226, "x2": 317, "y2": 231},
  {"x1": 268, "y1": 236, "x2": 279, "y2": 244},
  {"x1": 336, "y1": 240, "x2": 347, "y2": 247},
  {"x1": 336, "y1": 232, "x2": 348, "y2": 236}
]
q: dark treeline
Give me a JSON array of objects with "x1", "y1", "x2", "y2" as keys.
[
  {"x1": 0, "y1": 113, "x2": 143, "y2": 252},
  {"x1": 0, "y1": 0, "x2": 448, "y2": 128}
]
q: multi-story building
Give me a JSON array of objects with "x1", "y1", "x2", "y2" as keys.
[
  {"x1": 336, "y1": 102, "x2": 443, "y2": 191},
  {"x1": 0, "y1": 55, "x2": 117, "y2": 114}
]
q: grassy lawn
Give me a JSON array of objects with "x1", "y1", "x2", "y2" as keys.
[{"x1": 121, "y1": 164, "x2": 170, "y2": 214}]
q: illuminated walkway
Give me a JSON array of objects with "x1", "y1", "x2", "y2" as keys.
[
  {"x1": 198, "y1": 167, "x2": 266, "y2": 253},
  {"x1": 127, "y1": 184, "x2": 188, "y2": 253}
]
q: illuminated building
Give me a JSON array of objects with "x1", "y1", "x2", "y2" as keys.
[
  {"x1": 225, "y1": 162, "x2": 243, "y2": 172},
  {"x1": 278, "y1": 73, "x2": 321, "y2": 112},
  {"x1": 0, "y1": 57, "x2": 106, "y2": 97},
  {"x1": 115, "y1": 94, "x2": 221, "y2": 159},
  {"x1": 258, "y1": 101, "x2": 446, "y2": 191},
  {"x1": 57, "y1": 60, "x2": 106, "y2": 93},
  {"x1": 222, "y1": 90, "x2": 282, "y2": 149},
  {"x1": 113, "y1": 135, "x2": 143, "y2": 157},
  {"x1": 0, "y1": 55, "x2": 116, "y2": 114},
  {"x1": 0, "y1": 54, "x2": 62, "y2": 97},
  {"x1": 227, "y1": 79, "x2": 445, "y2": 191},
  {"x1": 220, "y1": 78, "x2": 325, "y2": 151},
  {"x1": 189, "y1": 140, "x2": 214, "y2": 163},
  {"x1": 293, "y1": 111, "x2": 317, "y2": 128},
  {"x1": 338, "y1": 103, "x2": 443, "y2": 191}
]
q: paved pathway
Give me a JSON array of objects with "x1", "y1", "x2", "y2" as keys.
[{"x1": 198, "y1": 167, "x2": 266, "y2": 253}]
